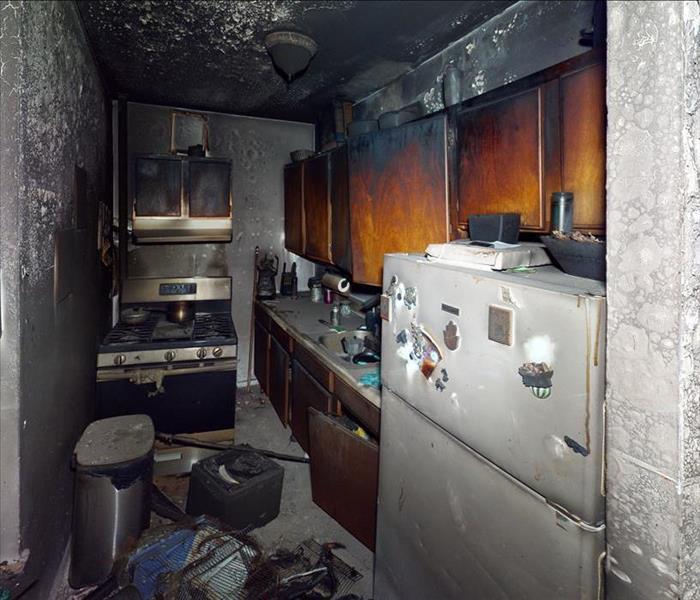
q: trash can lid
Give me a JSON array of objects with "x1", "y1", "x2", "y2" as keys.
[{"x1": 75, "y1": 415, "x2": 154, "y2": 467}]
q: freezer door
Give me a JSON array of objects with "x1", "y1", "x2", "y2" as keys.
[
  {"x1": 374, "y1": 389, "x2": 605, "y2": 600},
  {"x1": 381, "y1": 254, "x2": 606, "y2": 524}
]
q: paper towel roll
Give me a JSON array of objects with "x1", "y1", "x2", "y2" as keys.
[{"x1": 321, "y1": 272, "x2": 351, "y2": 294}]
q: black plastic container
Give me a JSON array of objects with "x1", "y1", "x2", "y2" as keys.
[
  {"x1": 186, "y1": 447, "x2": 284, "y2": 530},
  {"x1": 540, "y1": 236, "x2": 606, "y2": 281},
  {"x1": 468, "y1": 213, "x2": 520, "y2": 244}
]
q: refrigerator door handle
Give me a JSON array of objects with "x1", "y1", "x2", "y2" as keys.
[{"x1": 547, "y1": 499, "x2": 606, "y2": 532}]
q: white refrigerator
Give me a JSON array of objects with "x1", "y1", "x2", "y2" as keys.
[{"x1": 374, "y1": 248, "x2": 606, "y2": 599}]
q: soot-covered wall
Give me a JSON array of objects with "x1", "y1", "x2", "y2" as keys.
[
  {"x1": 125, "y1": 103, "x2": 315, "y2": 385},
  {"x1": 353, "y1": 0, "x2": 595, "y2": 120},
  {"x1": 0, "y1": 1, "x2": 109, "y2": 596}
]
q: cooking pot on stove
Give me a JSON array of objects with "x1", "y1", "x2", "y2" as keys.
[
  {"x1": 121, "y1": 307, "x2": 151, "y2": 325},
  {"x1": 167, "y1": 301, "x2": 195, "y2": 324}
]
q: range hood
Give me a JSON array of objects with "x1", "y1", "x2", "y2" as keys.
[{"x1": 132, "y1": 154, "x2": 233, "y2": 244}]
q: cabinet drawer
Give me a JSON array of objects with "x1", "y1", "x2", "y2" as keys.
[
  {"x1": 308, "y1": 408, "x2": 379, "y2": 550},
  {"x1": 294, "y1": 343, "x2": 332, "y2": 390},
  {"x1": 254, "y1": 302, "x2": 271, "y2": 330},
  {"x1": 333, "y1": 377, "x2": 380, "y2": 440},
  {"x1": 270, "y1": 319, "x2": 291, "y2": 352}
]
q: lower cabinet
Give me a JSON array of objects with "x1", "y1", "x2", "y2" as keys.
[
  {"x1": 308, "y1": 408, "x2": 380, "y2": 550},
  {"x1": 268, "y1": 335, "x2": 290, "y2": 426},
  {"x1": 290, "y1": 360, "x2": 332, "y2": 453},
  {"x1": 253, "y1": 320, "x2": 270, "y2": 395}
]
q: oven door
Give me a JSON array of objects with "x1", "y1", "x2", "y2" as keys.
[{"x1": 96, "y1": 360, "x2": 236, "y2": 434}]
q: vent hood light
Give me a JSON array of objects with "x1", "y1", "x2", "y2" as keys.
[{"x1": 264, "y1": 30, "x2": 317, "y2": 82}]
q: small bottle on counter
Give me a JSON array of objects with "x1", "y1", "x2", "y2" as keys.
[{"x1": 330, "y1": 304, "x2": 340, "y2": 326}]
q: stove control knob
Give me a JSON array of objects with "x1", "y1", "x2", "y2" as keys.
[
  {"x1": 164, "y1": 350, "x2": 176, "y2": 362},
  {"x1": 114, "y1": 354, "x2": 127, "y2": 366},
  {"x1": 212, "y1": 346, "x2": 223, "y2": 358},
  {"x1": 196, "y1": 347, "x2": 208, "y2": 359}
]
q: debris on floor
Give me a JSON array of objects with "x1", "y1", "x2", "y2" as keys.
[
  {"x1": 96, "y1": 516, "x2": 363, "y2": 599},
  {"x1": 186, "y1": 447, "x2": 284, "y2": 530}
]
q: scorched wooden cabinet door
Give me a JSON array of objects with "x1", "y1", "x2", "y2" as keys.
[
  {"x1": 456, "y1": 51, "x2": 606, "y2": 235},
  {"x1": 268, "y1": 335, "x2": 290, "y2": 426},
  {"x1": 283, "y1": 162, "x2": 304, "y2": 255},
  {"x1": 456, "y1": 84, "x2": 554, "y2": 232},
  {"x1": 348, "y1": 115, "x2": 449, "y2": 286},
  {"x1": 302, "y1": 153, "x2": 332, "y2": 263},
  {"x1": 559, "y1": 61, "x2": 606, "y2": 233},
  {"x1": 330, "y1": 146, "x2": 352, "y2": 274},
  {"x1": 308, "y1": 408, "x2": 379, "y2": 550},
  {"x1": 290, "y1": 360, "x2": 332, "y2": 453}
]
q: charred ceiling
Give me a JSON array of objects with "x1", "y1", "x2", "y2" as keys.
[{"x1": 77, "y1": 0, "x2": 515, "y2": 121}]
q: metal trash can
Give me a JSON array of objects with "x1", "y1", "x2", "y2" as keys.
[{"x1": 69, "y1": 414, "x2": 154, "y2": 588}]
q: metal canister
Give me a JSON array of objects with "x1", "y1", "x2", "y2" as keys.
[
  {"x1": 330, "y1": 304, "x2": 340, "y2": 326},
  {"x1": 309, "y1": 278, "x2": 323, "y2": 303},
  {"x1": 551, "y1": 192, "x2": 574, "y2": 233}
]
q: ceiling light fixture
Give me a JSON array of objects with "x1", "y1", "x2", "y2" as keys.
[{"x1": 264, "y1": 30, "x2": 317, "y2": 82}]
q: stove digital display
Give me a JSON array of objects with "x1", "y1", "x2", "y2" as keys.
[{"x1": 159, "y1": 282, "x2": 197, "y2": 296}]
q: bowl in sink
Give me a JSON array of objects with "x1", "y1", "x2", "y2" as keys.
[{"x1": 318, "y1": 330, "x2": 379, "y2": 366}]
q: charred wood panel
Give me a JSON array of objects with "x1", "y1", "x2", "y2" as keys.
[
  {"x1": 348, "y1": 116, "x2": 449, "y2": 286},
  {"x1": 457, "y1": 86, "x2": 547, "y2": 231},
  {"x1": 559, "y1": 61, "x2": 606, "y2": 233},
  {"x1": 330, "y1": 146, "x2": 352, "y2": 273},
  {"x1": 284, "y1": 163, "x2": 304, "y2": 255},
  {"x1": 303, "y1": 153, "x2": 331, "y2": 263},
  {"x1": 269, "y1": 334, "x2": 290, "y2": 426}
]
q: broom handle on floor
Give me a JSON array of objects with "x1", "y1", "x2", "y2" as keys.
[{"x1": 246, "y1": 246, "x2": 260, "y2": 392}]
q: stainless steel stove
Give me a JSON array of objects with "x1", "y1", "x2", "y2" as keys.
[{"x1": 96, "y1": 276, "x2": 238, "y2": 434}]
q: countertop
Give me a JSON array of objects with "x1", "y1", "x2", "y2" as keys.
[{"x1": 258, "y1": 295, "x2": 381, "y2": 408}]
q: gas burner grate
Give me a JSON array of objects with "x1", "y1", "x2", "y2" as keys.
[
  {"x1": 103, "y1": 313, "x2": 159, "y2": 345},
  {"x1": 193, "y1": 312, "x2": 235, "y2": 342}
]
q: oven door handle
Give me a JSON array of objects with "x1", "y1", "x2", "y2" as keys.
[{"x1": 97, "y1": 359, "x2": 237, "y2": 382}]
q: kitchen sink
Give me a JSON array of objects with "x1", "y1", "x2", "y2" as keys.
[{"x1": 318, "y1": 330, "x2": 380, "y2": 367}]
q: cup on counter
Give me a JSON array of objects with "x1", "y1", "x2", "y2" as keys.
[{"x1": 323, "y1": 288, "x2": 334, "y2": 304}]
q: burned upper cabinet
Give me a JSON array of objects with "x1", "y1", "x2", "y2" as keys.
[
  {"x1": 132, "y1": 155, "x2": 232, "y2": 243},
  {"x1": 456, "y1": 51, "x2": 605, "y2": 235},
  {"x1": 284, "y1": 162, "x2": 304, "y2": 256},
  {"x1": 303, "y1": 153, "x2": 332, "y2": 263},
  {"x1": 348, "y1": 115, "x2": 449, "y2": 286}
]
